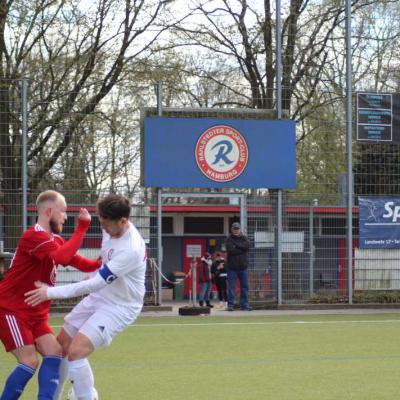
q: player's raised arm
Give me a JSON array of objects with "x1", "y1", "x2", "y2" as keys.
[
  {"x1": 68, "y1": 254, "x2": 102, "y2": 273},
  {"x1": 48, "y1": 208, "x2": 92, "y2": 265}
]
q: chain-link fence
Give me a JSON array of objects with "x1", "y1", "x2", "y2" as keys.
[
  {"x1": 0, "y1": 78, "x2": 158, "y2": 309},
  {"x1": 1, "y1": 78, "x2": 399, "y2": 309},
  {"x1": 1, "y1": 0, "x2": 400, "y2": 309}
]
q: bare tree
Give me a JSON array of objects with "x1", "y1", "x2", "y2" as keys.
[
  {"x1": 172, "y1": 0, "x2": 340, "y2": 112},
  {"x1": 81, "y1": 90, "x2": 142, "y2": 199},
  {"x1": 164, "y1": 0, "x2": 400, "y2": 198},
  {"x1": 0, "y1": 0, "x2": 174, "y2": 248}
]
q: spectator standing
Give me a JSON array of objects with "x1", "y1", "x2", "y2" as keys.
[
  {"x1": 198, "y1": 252, "x2": 213, "y2": 308},
  {"x1": 225, "y1": 222, "x2": 252, "y2": 311},
  {"x1": 211, "y1": 252, "x2": 228, "y2": 310}
]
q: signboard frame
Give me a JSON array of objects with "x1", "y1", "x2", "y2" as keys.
[{"x1": 142, "y1": 117, "x2": 296, "y2": 189}]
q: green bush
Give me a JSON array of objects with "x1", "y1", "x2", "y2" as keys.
[
  {"x1": 307, "y1": 292, "x2": 348, "y2": 304},
  {"x1": 353, "y1": 290, "x2": 400, "y2": 303},
  {"x1": 307, "y1": 290, "x2": 400, "y2": 304}
]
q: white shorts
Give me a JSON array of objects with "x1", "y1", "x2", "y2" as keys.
[{"x1": 63, "y1": 297, "x2": 140, "y2": 348}]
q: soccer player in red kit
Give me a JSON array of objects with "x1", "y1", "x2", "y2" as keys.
[{"x1": 0, "y1": 190, "x2": 100, "y2": 400}]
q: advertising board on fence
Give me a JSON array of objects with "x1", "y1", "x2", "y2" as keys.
[
  {"x1": 356, "y1": 92, "x2": 400, "y2": 143},
  {"x1": 359, "y1": 197, "x2": 400, "y2": 248},
  {"x1": 142, "y1": 117, "x2": 296, "y2": 189}
]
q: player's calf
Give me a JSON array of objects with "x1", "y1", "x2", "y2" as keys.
[
  {"x1": 38, "y1": 355, "x2": 61, "y2": 400},
  {"x1": 0, "y1": 363, "x2": 36, "y2": 400}
]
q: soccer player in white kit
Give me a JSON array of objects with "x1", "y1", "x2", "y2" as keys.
[{"x1": 25, "y1": 194, "x2": 147, "y2": 400}]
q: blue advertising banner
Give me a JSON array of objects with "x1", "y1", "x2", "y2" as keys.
[
  {"x1": 359, "y1": 197, "x2": 400, "y2": 248},
  {"x1": 143, "y1": 117, "x2": 296, "y2": 189}
]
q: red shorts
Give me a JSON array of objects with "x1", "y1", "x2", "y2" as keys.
[{"x1": 0, "y1": 313, "x2": 53, "y2": 352}]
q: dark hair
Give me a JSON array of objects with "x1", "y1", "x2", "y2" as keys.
[{"x1": 96, "y1": 194, "x2": 131, "y2": 220}]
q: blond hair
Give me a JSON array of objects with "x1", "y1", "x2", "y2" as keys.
[{"x1": 36, "y1": 190, "x2": 64, "y2": 208}]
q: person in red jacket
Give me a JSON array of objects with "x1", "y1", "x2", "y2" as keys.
[
  {"x1": 0, "y1": 190, "x2": 100, "y2": 400},
  {"x1": 198, "y1": 252, "x2": 213, "y2": 308}
]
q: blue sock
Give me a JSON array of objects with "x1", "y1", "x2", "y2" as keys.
[
  {"x1": 0, "y1": 363, "x2": 35, "y2": 400},
  {"x1": 38, "y1": 356, "x2": 61, "y2": 400}
]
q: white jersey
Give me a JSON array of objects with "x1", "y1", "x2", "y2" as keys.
[
  {"x1": 48, "y1": 221, "x2": 147, "y2": 317},
  {"x1": 90, "y1": 221, "x2": 146, "y2": 310}
]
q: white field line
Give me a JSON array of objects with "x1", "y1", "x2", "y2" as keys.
[{"x1": 50, "y1": 319, "x2": 400, "y2": 329}]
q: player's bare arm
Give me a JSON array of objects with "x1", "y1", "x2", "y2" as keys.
[
  {"x1": 24, "y1": 281, "x2": 49, "y2": 307},
  {"x1": 25, "y1": 270, "x2": 110, "y2": 305}
]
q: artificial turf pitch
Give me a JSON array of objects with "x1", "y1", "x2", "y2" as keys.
[{"x1": 1, "y1": 313, "x2": 400, "y2": 399}]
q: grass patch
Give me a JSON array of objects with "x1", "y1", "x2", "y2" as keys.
[{"x1": 1, "y1": 313, "x2": 400, "y2": 399}]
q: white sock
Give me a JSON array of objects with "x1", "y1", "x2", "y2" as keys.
[
  {"x1": 69, "y1": 358, "x2": 94, "y2": 400},
  {"x1": 53, "y1": 357, "x2": 69, "y2": 400}
]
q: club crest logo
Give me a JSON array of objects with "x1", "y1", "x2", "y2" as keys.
[{"x1": 195, "y1": 125, "x2": 249, "y2": 182}]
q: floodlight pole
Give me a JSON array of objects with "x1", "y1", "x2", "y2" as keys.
[
  {"x1": 276, "y1": 0, "x2": 283, "y2": 305},
  {"x1": 345, "y1": 0, "x2": 353, "y2": 304}
]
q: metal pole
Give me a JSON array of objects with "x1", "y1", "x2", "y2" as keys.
[
  {"x1": 309, "y1": 203, "x2": 314, "y2": 295},
  {"x1": 345, "y1": 0, "x2": 353, "y2": 304},
  {"x1": 156, "y1": 82, "x2": 163, "y2": 117},
  {"x1": 157, "y1": 188, "x2": 163, "y2": 305},
  {"x1": 277, "y1": 190, "x2": 283, "y2": 304},
  {"x1": 191, "y1": 256, "x2": 197, "y2": 306},
  {"x1": 21, "y1": 79, "x2": 28, "y2": 231},
  {"x1": 276, "y1": 0, "x2": 283, "y2": 305},
  {"x1": 240, "y1": 194, "x2": 247, "y2": 235},
  {"x1": 276, "y1": 0, "x2": 282, "y2": 119},
  {"x1": 156, "y1": 81, "x2": 163, "y2": 304}
]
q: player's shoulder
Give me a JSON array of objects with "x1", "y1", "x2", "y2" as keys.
[
  {"x1": 130, "y1": 222, "x2": 145, "y2": 241},
  {"x1": 114, "y1": 227, "x2": 145, "y2": 260},
  {"x1": 122, "y1": 223, "x2": 144, "y2": 245},
  {"x1": 17, "y1": 225, "x2": 52, "y2": 252},
  {"x1": 22, "y1": 224, "x2": 51, "y2": 240}
]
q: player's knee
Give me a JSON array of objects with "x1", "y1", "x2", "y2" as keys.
[
  {"x1": 44, "y1": 339, "x2": 63, "y2": 357},
  {"x1": 57, "y1": 331, "x2": 72, "y2": 356},
  {"x1": 67, "y1": 332, "x2": 95, "y2": 361},
  {"x1": 67, "y1": 344, "x2": 87, "y2": 361},
  {"x1": 21, "y1": 353, "x2": 40, "y2": 369}
]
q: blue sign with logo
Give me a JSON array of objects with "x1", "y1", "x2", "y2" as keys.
[
  {"x1": 143, "y1": 117, "x2": 296, "y2": 189},
  {"x1": 359, "y1": 197, "x2": 400, "y2": 248}
]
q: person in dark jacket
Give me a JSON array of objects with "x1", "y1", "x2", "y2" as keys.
[
  {"x1": 198, "y1": 252, "x2": 213, "y2": 308},
  {"x1": 225, "y1": 222, "x2": 252, "y2": 311},
  {"x1": 211, "y1": 252, "x2": 228, "y2": 310}
]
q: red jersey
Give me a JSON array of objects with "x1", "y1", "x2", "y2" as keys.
[{"x1": 0, "y1": 224, "x2": 64, "y2": 319}]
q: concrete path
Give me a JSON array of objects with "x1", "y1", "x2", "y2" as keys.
[{"x1": 141, "y1": 301, "x2": 400, "y2": 318}]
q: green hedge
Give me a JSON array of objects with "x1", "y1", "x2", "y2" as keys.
[{"x1": 307, "y1": 291, "x2": 400, "y2": 304}]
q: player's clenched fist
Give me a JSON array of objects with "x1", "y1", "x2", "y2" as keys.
[{"x1": 78, "y1": 207, "x2": 91, "y2": 222}]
